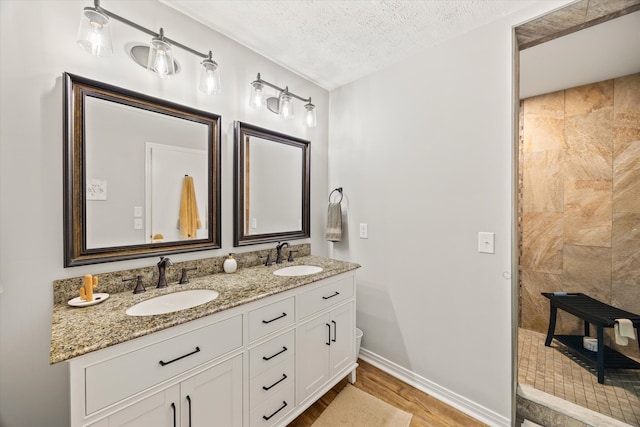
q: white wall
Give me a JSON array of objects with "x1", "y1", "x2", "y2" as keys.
[
  {"x1": 328, "y1": 2, "x2": 570, "y2": 425},
  {"x1": 0, "y1": 2, "x2": 328, "y2": 426},
  {"x1": 520, "y1": 11, "x2": 640, "y2": 99}
]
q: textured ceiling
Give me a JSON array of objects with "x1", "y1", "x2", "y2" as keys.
[{"x1": 161, "y1": 0, "x2": 537, "y2": 90}]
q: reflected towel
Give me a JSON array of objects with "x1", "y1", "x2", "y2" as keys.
[
  {"x1": 614, "y1": 318, "x2": 635, "y2": 346},
  {"x1": 179, "y1": 176, "x2": 201, "y2": 239},
  {"x1": 326, "y1": 202, "x2": 342, "y2": 242}
]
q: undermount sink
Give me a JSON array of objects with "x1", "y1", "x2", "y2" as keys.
[
  {"x1": 273, "y1": 265, "x2": 323, "y2": 277},
  {"x1": 126, "y1": 289, "x2": 219, "y2": 316}
]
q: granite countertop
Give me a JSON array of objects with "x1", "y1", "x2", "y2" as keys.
[{"x1": 50, "y1": 256, "x2": 360, "y2": 364}]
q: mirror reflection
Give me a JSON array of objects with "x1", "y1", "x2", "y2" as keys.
[
  {"x1": 84, "y1": 97, "x2": 209, "y2": 248},
  {"x1": 64, "y1": 73, "x2": 221, "y2": 266},
  {"x1": 234, "y1": 121, "x2": 310, "y2": 246},
  {"x1": 244, "y1": 136, "x2": 302, "y2": 235}
]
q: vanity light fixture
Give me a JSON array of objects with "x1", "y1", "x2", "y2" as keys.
[
  {"x1": 249, "y1": 73, "x2": 317, "y2": 128},
  {"x1": 147, "y1": 28, "x2": 175, "y2": 78},
  {"x1": 77, "y1": 0, "x2": 221, "y2": 93}
]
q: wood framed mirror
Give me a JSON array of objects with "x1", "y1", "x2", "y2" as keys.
[
  {"x1": 63, "y1": 73, "x2": 221, "y2": 266},
  {"x1": 233, "y1": 121, "x2": 310, "y2": 246}
]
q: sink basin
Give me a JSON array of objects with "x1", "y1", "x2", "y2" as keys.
[
  {"x1": 273, "y1": 265, "x2": 323, "y2": 277},
  {"x1": 126, "y1": 289, "x2": 219, "y2": 316}
]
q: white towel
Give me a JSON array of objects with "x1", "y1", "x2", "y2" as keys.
[
  {"x1": 614, "y1": 318, "x2": 635, "y2": 346},
  {"x1": 325, "y1": 202, "x2": 342, "y2": 242}
]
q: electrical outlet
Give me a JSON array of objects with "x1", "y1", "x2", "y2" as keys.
[
  {"x1": 134, "y1": 218, "x2": 143, "y2": 230},
  {"x1": 359, "y1": 223, "x2": 368, "y2": 239}
]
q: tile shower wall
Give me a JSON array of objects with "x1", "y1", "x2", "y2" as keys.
[{"x1": 519, "y1": 72, "x2": 640, "y2": 358}]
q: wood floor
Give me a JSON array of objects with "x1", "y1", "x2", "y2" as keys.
[{"x1": 287, "y1": 359, "x2": 487, "y2": 427}]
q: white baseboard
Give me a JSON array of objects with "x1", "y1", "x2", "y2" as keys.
[{"x1": 358, "y1": 348, "x2": 510, "y2": 427}]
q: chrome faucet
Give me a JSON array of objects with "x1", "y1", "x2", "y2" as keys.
[
  {"x1": 275, "y1": 242, "x2": 289, "y2": 264},
  {"x1": 157, "y1": 256, "x2": 173, "y2": 288}
]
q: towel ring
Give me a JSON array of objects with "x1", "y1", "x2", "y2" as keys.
[{"x1": 329, "y1": 187, "x2": 343, "y2": 203}]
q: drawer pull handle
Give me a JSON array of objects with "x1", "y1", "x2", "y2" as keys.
[
  {"x1": 262, "y1": 312, "x2": 287, "y2": 324},
  {"x1": 262, "y1": 373, "x2": 288, "y2": 391},
  {"x1": 263, "y1": 401, "x2": 288, "y2": 421},
  {"x1": 186, "y1": 395, "x2": 192, "y2": 427},
  {"x1": 171, "y1": 402, "x2": 176, "y2": 427},
  {"x1": 322, "y1": 291, "x2": 340, "y2": 300},
  {"x1": 262, "y1": 346, "x2": 287, "y2": 361},
  {"x1": 326, "y1": 323, "x2": 331, "y2": 345},
  {"x1": 159, "y1": 346, "x2": 201, "y2": 366},
  {"x1": 332, "y1": 320, "x2": 337, "y2": 342}
]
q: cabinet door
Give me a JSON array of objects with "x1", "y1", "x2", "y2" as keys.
[
  {"x1": 296, "y1": 313, "x2": 331, "y2": 404},
  {"x1": 180, "y1": 355, "x2": 243, "y2": 427},
  {"x1": 104, "y1": 385, "x2": 179, "y2": 427},
  {"x1": 329, "y1": 302, "x2": 354, "y2": 377}
]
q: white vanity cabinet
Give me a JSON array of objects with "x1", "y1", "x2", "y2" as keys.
[
  {"x1": 67, "y1": 270, "x2": 357, "y2": 427},
  {"x1": 295, "y1": 275, "x2": 355, "y2": 405},
  {"x1": 248, "y1": 297, "x2": 296, "y2": 426},
  {"x1": 71, "y1": 314, "x2": 243, "y2": 427},
  {"x1": 88, "y1": 355, "x2": 242, "y2": 427}
]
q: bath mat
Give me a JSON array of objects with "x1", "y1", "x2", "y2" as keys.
[{"x1": 311, "y1": 384, "x2": 412, "y2": 427}]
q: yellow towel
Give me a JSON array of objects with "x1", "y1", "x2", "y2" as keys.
[
  {"x1": 179, "y1": 176, "x2": 201, "y2": 239},
  {"x1": 614, "y1": 318, "x2": 635, "y2": 345}
]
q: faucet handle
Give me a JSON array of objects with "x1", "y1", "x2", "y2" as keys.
[
  {"x1": 123, "y1": 275, "x2": 145, "y2": 294},
  {"x1": 260, "y1": 253, "x2": 272, "y2": 267},
  {"x1": 287, "y1": 250, "x2": 298, "y2": 262},
  {"x1": 179, "y1": 267, "x2": 197, "y2": 284}
]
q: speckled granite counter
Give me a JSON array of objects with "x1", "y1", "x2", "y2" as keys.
[{"x1": 50, "y1": 256, "x2": 360, "y2": 364}]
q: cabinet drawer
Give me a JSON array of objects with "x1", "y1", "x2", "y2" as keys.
[
  {"x1": 297, "y1": 276, "x2": 354, "y2": 319},
  {"x1": 250, "y1": 385, "x2": 295, "y2": 427},
  {"x1": 85, "y1": 315, "x2": 242, "y2": 415},
  {"x1": 250, "y1": 330, "x2": 294, "y2": 378},
  {"x1": 248, "y1": 297, "x2": 294, "y2": 342},
  {"x1": 250, "y1": 356, "x2": 294, "y2": 410}
]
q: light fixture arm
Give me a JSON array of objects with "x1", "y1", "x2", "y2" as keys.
[
  {"x1": 252, "y1": 73, "x2": 311, "y2": 104},
  {"x1": 92, "y1": 0, "x2": 208, "y2": 59}
]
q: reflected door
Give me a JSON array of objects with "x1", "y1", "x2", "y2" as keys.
[{"x1": 146, "y1": 143, "x2": 208, "y2": 243}]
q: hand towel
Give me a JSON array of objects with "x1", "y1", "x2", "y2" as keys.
[
  {"x1": 179, "y1": 176, "x2": 201, "y2": 239},
  {"x1": 326, "y1": 202, "x2": 342, "y2": 242},
  {"x1": 614, "y1": 318, "x2": 635, "y2": 345}
]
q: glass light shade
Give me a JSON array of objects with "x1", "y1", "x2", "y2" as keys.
[
  {"x1": 249, "y1": 81, "x2": 264, "y2": 109},
  {"x1": 279, "y1": 92, "x2": 294, "y2": 120},
  {"x1": 199, "y1": 59, "x2": 221, "y2": 95},
  {"x1": 147, "y1": 37, "x2": 175, "y2": 78},
  {"x1": 304, "y1": 103, "x2": 317, "y2": 128},
  {"x1": 76, "y1": 8, "x2": 113, "y2": 57}
]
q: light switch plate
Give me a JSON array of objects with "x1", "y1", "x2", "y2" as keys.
[
  {"x1": 478, "y1": 232, "x2": 495, "y2": 254},
  {"x1": 359, "y1": 223, "x2": 368, "y2": 239},
  {"x1": 134, "y1": 218, "x2": 143, "y2": 230}
]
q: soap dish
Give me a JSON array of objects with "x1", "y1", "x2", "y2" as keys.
[{"x1": 68, "y1": 293, "x2": 109, "y2": 307}]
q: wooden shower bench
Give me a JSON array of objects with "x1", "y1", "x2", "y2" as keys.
[{"x1": 541, "y1": 292, "x2": 640, "y2": 383}]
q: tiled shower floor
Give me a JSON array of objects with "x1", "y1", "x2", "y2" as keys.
[{"x1": 518, "y1": 328, "x2": 640, "y2": 426}]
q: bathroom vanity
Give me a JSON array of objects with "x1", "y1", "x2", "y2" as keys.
[{"x1": 51, "y1": 256, "x2": 359, "y2": 427}]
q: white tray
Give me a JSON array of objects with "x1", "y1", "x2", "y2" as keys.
[{"x1": 68, "y1": 293, "x2": 109, "y2": 307}]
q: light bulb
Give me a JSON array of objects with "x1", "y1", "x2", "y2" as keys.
[
  {"x1": 77, "y1": 8, "x2": 112, "y2": 57},
  {"x1": 199, "y1": 56, "x2": 221, "y2": 95},
  {"x1": 304, "y1": 102, "x2": 317, "y2": 128},
  {"x1": 249, "y1": 81, "x2": 264, "y2": 109},
  {"x1": 279, "y1": 93, "x2": 293, "y2": 120},
  {"x1": 147, "y1": 30, "x2": 175, "y2": 78},
  {"x1": 154, "y1": 50, "x2": 169, "y2": 75}
]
